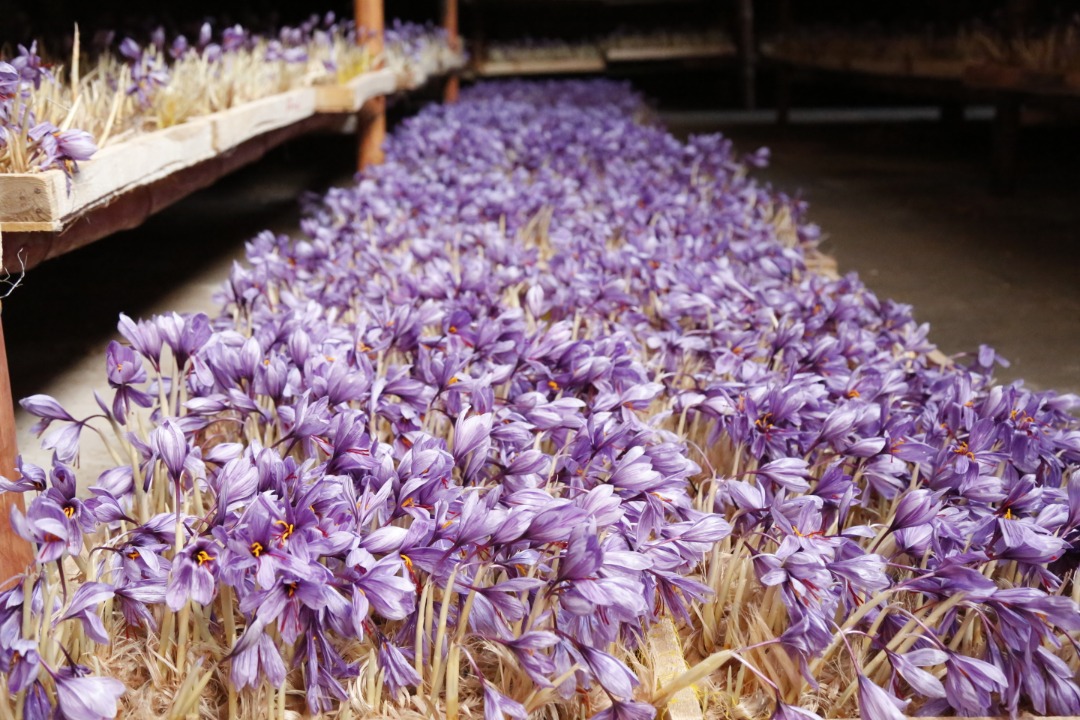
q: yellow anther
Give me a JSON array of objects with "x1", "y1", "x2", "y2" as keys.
[{"x1": 274, "y1": 520, "x2": 295, "y2": 543}]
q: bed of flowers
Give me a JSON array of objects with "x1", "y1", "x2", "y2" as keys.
[{"x1": 3, "y1": 79, "x2": 1080, "y2": 720}]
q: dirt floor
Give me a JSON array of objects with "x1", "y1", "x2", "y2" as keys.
[{"x1": 8, "y1": 95, "x2": 1080, "y2": 474}]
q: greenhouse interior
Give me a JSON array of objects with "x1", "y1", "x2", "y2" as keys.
[{"x1": 0, "y1": 0, "x2": 1079, "y2": 718}]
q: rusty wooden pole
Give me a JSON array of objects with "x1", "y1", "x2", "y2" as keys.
[
  {"x1": 0, "y1": 307, "x2": 33, "y2": 585},
  {"x1": 444, "y1": 0, "x2": 461, "y2": 103},
  {"x1": 356, "y1": 0, "x2": 386, "y2": 169}
]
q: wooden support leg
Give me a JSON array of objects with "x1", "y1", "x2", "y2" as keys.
[
  {"x1": 776, "y1": 65, "x2": 792, "y2": 126},
  {"x1": 992, "y1": 93, "x2": 1021, "y2": 195},
  {"x1": 444, "y1": 0, "x2": 461, "y2": 104},
  {"x1": 0, "y1": 309, "x2": 33, "y2": 585},
  {"x1": 736, "y1": 0, "x2": 756, "y2": 110},
  {"x1": 444, "y1": 75, "x2": 460, "y2": 104},
  {"x1": 356, "y1": 0, "x2": 385, "y2": 170},
  {"x1": 359, "y1": 97, "x2": 387, "y2": 168}
]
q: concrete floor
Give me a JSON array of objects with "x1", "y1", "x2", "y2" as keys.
[
  {"x1": 8, "y1": 110, "x2": 1080, "y2": 476},
  {"x1": 667, "y1": 113, "x2": 1080, "y2": 394}
]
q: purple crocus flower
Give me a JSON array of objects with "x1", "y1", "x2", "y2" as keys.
[
  {"x1": 943, "y1": 653, "x2": 1008, "y2": 716},
  {"x1": 10, "y1": 497, "x2": 80, "y2": 563},
  {"x1": 11, "y1": 42, "x2": 50, "y2": 89},
  {"x1": 117, "y1": 314, "x2": 164, "y2": 371},
  {"x1": 52, "y1": 665, "x2": 125, "y2": 720},
  {"x1": 104, "y1": 341, "x2": 153, "y2": 424},
  {"x1": 0, "y1": 61, "x2": 21, "y2": 99},
  {"x1": 377, "y1": 641, "x2": 421, "y2": 695},
  {"x1": 770, "y1": 702, "x2": 822, "y2": 720},
  {"x1": 482, "y1": 681, "x2": 528, "y2": 720},
  {"x1": 165, "y1": 539, "x2": 219, "y2": 610},
  {"x1": 230, "y1": 620, "x2": 287, "y2": 690},
  {"x1": 886, "y1": 648, "x2": 947, "y2": 699},
  {"x1": 20, "y1": 394, "x2": 88, "y2": 463},
  {"x1": 3, "y1": 638, "x2": 42, "y2": 692},
  {"x1": 889, "y1": 488, "x2": 940, "y2": 531},
  {"x1": 60, "y1": 582, "x2": 115, "y2": 645},
  {"x1": 856, "y1": 674, "x2": 907, "y2": 720},
  {"x1": 576, "y1": 644, "x2": 638, "y2": 700},
  {"x1": 149, "y1": 419, "x2": 189, "y2": 482},
  {"x1": 28, "y1": 122, "x2": 97, "y2": 173}
]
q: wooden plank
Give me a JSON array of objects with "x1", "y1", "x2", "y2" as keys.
[
  {"x1": 911, "y1": 57, "x2": 966, "y2": 80},
  {"x1": 65, "y1": 118, "x2": 217, "y2": 218},
  {"x1": 604, "y1": 44, "x2": 735, "y2": 63},
  {"x1": 315, "y1": 68, "x2": 398, "y2": 113},
  {"x1": 0, "y1": 87, "x2": 338, "y2": 233},
  {"x1": 211, "y1": 87, "x2": 316, "y2": 152},
  {"x1": 0, "y1": 118, "x2": 215, "y2": 230},
  {"x1": 477, "y1": 57, "x2": 606, "y2": 76},
  {"x1": 0, "y1": 310, "x2": 33, "y2": 586},
  {"x1": 0, "y1": 173, "x2": 63, "y2": 228},
  {"x1": 647, "y1": 619, "x2": 701, "y2": 720},
  {"x1": 1, "y1": 113, "x2": 350, "y2": 274}
]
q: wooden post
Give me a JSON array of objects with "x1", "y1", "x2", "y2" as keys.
[
  {"x1": 356, "y1": 0, "x2": 386, "y2": 169},
  {"x1": 776, "y1": 64, "x2": 792, "y2": 126},
  {"x1": 775, "y1": 0, "x2": 792, "y2": 125},
  {"x1": 736, "y1": 0, "x2": 756, "y2": 110},
  {"x1": 0, "y1": 307, "x2": 33, "y2": 585},
  {"x1": 444, "y1": 0, "x2": 461, "y2": 103}
]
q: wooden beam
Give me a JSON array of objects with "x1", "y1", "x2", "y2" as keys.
[
  {"x1": 356, "y1": 0, "x2": 386, "y2": 169},
  {"x1": 444, "y1": 0, "x2": 461, "y2": 103},
  {"x1": 0, "y1": 308, "x2": 33, "y2": 585}
]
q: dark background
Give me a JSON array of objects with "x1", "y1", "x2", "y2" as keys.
[{"x1": 6, "y1": 1, "x2": 1078, "y2": 52}]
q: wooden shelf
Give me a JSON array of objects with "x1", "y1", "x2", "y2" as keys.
[
  {"x1": 0, "y1": 59, "x2": 464, "y2": 271},
  {"x1": 476, "y1": 56, "x2": 607, "y2": 76},
  {"x1": 762, "y1": 47, "x2": 965, "y2": 83},
  {"x1": 604, "y1": 43, "x2": 735, "y2": 63},
  {"x1": 964, "y1": 64, "x2": 1080, "y2": 98},
  {"x1": 315, "y1": 68, "x2": 399, "y2": 113}
]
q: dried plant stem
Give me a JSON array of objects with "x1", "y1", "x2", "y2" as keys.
[
  {"x1": 807, "y1": 588, "x2": 893, "y2": 679},
  {"x1": 429, "y1": 563, "x2": 460, "y2": 703},
  {"x1": 652, "y1": 649, "x2": 733, "y2": 708},
  {"x1": 836, "y1": 594, "x2": 967, "y2": 710},
  {"x1": 415, "y1": 581, "x2": 430, "y2": 678},
  {"x1": 445, "y1": 643, "x2": 461, "y2": 720},
  {"x1": 174, "y1": 601, "x2": 191, "y2": 675}
]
